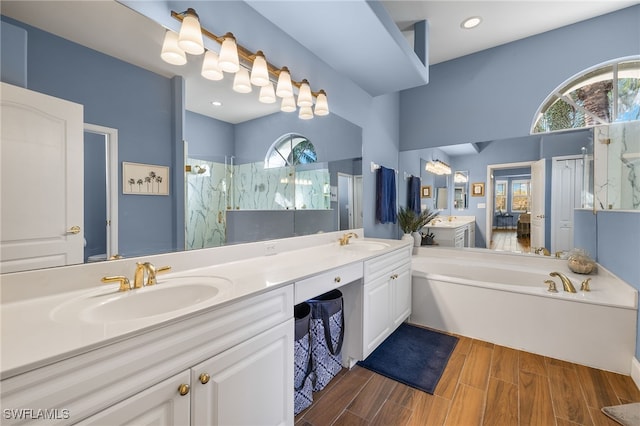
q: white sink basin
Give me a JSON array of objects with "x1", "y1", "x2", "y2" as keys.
[
  {"x1": 51, "y1": 276, "x2": 232, "y2": 324},
  {"x1": 341, "y1": 240, "x2": 390, "y2": 251}
]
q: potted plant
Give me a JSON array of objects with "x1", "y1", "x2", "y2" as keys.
[{"x1": 398, "y1": 207, "x2": 439, "y2": 246}]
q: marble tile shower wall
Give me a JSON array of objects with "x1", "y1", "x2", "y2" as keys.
[
  {"x1": 186, "y1": 159, "x2": 332, "y2": 249},
  {"x1": 185, "y1": 159, "x2": 228, "y2": 250},
  {"x1": 595, "y1": 121, "x2": 640, "y2": 210}
]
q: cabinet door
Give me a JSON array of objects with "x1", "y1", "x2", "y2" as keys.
[
  {"x1": 391, "y1": 266, "x2": 412, "y2": 327},
  {"x1": 191, "y1": 319, "x2": 294, "y2": 426},
  {"x1": 76, "y1": 370, "x2": 191, "y2": 426},
  {"x1": 362, "y1": 276, "x2": 391, "y2": 357}
]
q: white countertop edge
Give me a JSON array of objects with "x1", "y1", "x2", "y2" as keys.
[{"x1": 1, "y1": 232, "x2": 411, "y2": 377}]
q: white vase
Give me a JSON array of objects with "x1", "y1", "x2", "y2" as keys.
[
  {"x1": 411, "y1": 231, "x2": 422, "y2": 247},
  {"x1": 401, "y1": 233, "x2": 413, "y2": 242}
]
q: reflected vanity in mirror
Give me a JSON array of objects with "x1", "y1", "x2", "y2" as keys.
[
  {"x1": 453, "y1": 171, "x2": 468, "y2": 210},
  {"x1": 0, "y1": 1, "x2": 363, "y2": 273}
]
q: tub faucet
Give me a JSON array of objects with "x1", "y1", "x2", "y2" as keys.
[
  {"x1": 339, "y1": 232, "x2": 358, "y2": 246},
  {"x1": 535, "y1": 247, "x2": 550, "y2": 256},
  {"x1": 549, "y1": 272, "x2": 577, "y2": 293}
]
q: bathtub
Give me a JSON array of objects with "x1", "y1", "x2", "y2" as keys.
[{"x1": 410, "y1": 247, "x2": 637, "y2": 374}]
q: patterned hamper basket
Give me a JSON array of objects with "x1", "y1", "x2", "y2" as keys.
[{"x1": 294, "y1": 302, "x2": 314, "y2": 415}]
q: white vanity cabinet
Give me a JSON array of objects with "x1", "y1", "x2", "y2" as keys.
[
  {"x1": 331, "y1": 244, "x2": 413, "y2": 365},
  {"x1": 0, "y1": 286, "x2": 294, "y2": 426},
  {"x1": 426, "y1": 220, "x2": 476, "y2": 248}
]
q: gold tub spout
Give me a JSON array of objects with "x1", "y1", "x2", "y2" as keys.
[{"x1": 549, "y1": 272, "x2": 577, "y2": 293}]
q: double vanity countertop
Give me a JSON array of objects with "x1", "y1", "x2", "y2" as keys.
[{"x1": 0, "y1": 232, "x2": 410, "y2": 378}]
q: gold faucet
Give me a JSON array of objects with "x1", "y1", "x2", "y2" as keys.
[
  {"x1": 143, "y1": 262, "x2": 171, "y2": 286},
  {"x1": 549, "y1": 272, "x2": 577, "y2": 293},
  {"x1": 535, "y1": 247, "x2": 550, "y2": 256},
  {"x1": 133, "y1": 262, "x2": 146, "y2": 288},
  {"x1": 339, "y1": 232, "x2": 358, "y2": 246}
]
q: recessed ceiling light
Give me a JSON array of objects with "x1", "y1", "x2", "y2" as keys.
[
  {"x1": 461, "y1": 16, "x2": 482, "y2": 29},
  {"x1": 210, "y1": 101, "x2": 223, "y2": 107}
]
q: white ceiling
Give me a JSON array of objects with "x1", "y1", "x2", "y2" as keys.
[
  {"x1": 381, "y1": 0, "x2": 639, "y2": 65},
  {"x1": 2, "y1": 0, "x2": 637, "y2": 123}
]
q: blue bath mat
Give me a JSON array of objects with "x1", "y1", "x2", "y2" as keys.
[{"x1": 357, "y1": 323, "x2": 458, "y2": 394}]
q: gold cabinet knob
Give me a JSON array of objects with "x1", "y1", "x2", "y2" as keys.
[
  {"x1": 178, "y1": 384, "x2": 190, "y2": 396},
  {"x1": 199, "y1": 373, "x2": 210, "y2": 384},
  {"x1": 334, "y1": 277, "x2": 341, "y2": 283},
  {"x1": 67, "y1": 225, "x2": 81, "y2": 234}
]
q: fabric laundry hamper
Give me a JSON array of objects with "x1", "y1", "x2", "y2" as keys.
[
  {"x1": 308, "y1": 289, "x2": 345, "y2": 391},
  {"x1": 294, "y1": 302, "x2": 314, "y2": 415}
]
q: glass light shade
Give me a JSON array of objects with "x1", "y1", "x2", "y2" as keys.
[
  {"x1": 280, "y1": 96, "x2": 296, "y2": 112},
  {"x1": 259, "y1": 82, "x2": 276, "y2": 104},
  {"x1": 298, "y1": 106, "x2": 314, "y2": 120},
  {"x1": 160, "y1": 31, "x2": 187, "y2": 66},
  {"x1": 177, "y1": 9, "x2": 204, "y2": 55},
  {"x1": 218, "y1": 33, "x2": 240, "y2": 73},
  {"x1": 232, "y1": 67, "x2": 252, "y2": 93},
  {"x1": 250, "y1": 51, "x2": 270, "y2": 87},
  {"x1": 276, "y1": 67, "x2": 293, "y2": 98},
  {"x1": 297, "y1": 80, "x2": 313, "y2": 107},
  {"x1": 201, "y1": 50, "x2": 223, "y2": 80},
  {"x1": 314, "y1": 90, "x2": 329, "y2": 116}
]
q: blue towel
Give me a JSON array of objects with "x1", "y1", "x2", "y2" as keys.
[
  {"x1": 376, "y1": 166, "x2": 397, "y2": 224},
  {"x1": 408, "y1": 176, "x2": 421, "y2": 215}
]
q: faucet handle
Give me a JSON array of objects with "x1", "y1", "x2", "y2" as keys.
[
  {"x1": 580, "y1": 278, "x2": 591, "y2": 292},
  {"x1": 102, "y1": 275, "x2": 131, "y2": 292},
  {"x1": 544, "y1": 279, "x2": 558, "y2": 293}
]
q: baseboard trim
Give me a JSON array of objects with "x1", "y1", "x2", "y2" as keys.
[{"x1": 632, "y1": 357, "x2": 640, "y2": 390}]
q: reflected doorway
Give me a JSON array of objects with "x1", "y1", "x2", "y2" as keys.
[
  {"x1": 338, "y1": 173, "x2": 354, "y2": 230},
  {"x1": 83, "y1": 123, "x2": 118, "y2": 262}
]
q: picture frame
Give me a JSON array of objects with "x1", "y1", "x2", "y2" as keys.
[
  {"x1": 421, "y1": 185, "x2": 432, "y2": 198},
  {"x1": 471, "y1": 182, "x2": 485, "y2": 197},
  {"x1": 122, "y1": 162, "x2": 169, "y2": 195}
]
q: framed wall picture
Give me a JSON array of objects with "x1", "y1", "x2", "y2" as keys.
[
  {"x1": 471, "y1": 182, "x2": 485, "y2": 197},
  {"x1": 122, "y1": 162, "x2": 169, "y2": 195},
  {"x1": 421, "y1": 185, "x2": 432, "y2": 198}
]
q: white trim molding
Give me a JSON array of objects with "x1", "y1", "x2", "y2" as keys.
[{"x1": 632, "y1": 357, "x2": 640, "y2": 391}]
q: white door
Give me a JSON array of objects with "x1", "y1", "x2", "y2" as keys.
[
  {"x1": 530, "y1": 158, "x2": 546, "y2": 251},
  {"x1": 551, "y1": 157, "x2": 582, "y2": 253},
  {"x1": 1, "y1": 82, "x2": 84, "y2": 272}
]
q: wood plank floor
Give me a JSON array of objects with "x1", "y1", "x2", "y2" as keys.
[
  {"x1": 295, "y1": 333, "x2": 640, "y2": 426},
  {"x1": 490, "y1": 229, "x2": 531, "y2": 254}
]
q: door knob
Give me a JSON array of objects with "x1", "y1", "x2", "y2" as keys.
[{"x1": 67, "y1": 225, "x2": 81, "y2": 234}]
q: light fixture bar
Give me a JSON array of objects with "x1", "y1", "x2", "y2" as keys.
[{"x1": 170, "y1": 9, "x2": 326, "y2": 99}]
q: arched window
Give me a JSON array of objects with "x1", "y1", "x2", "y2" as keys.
[
  {"x1": 264, "y1": 133, "x2": 317, "y2": 168},
  {"x1": 532, "y1": 57, "x2": 639, "y2": 134}
]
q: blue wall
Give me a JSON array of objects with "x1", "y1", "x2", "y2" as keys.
[
  {"x1": 185, "y1": 111, "x2": 234, "y2": 162},
  {"x1": 399, "y1": 5, "x2": 640, "y2": 150}
]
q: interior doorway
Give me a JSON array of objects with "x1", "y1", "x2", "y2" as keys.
[
  {"x1": 485, "y1": 161, "x2": 535, "y2": 253},
  {"x1": 338, "y1": 173, "x2": 354, "y2": 230},
  {"x1": 83, "y1": 123, "x2": 119, "y2": 261}
]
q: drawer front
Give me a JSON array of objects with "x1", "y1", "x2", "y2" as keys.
[
  {"x1": 364, "y1": 246, "x2": 411, "y2": 281},
  {"x1": 295, "y1": 262, "x2": 363, "y2": 304}
]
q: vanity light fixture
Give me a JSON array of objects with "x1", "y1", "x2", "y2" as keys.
[
  {"x1": 201, "y1": 50, "x2": 223, "y2": 80},
  {"x1": 259, "y1": 82, "x2": 277, "y2": 104},
  {"x1": 250, "y1": 51, "x2": 270, "y2": 87},
  {"x1": 297, "y1": 79, "x2": 313, "y2": 107},
  {"x1": 218, "y1": 32, "x2": 240, "y2": 73},
  {"x1": 164, "y1": 8, "x2": 329, "y2": 119},
  {"x1": 280, "y1": 96, "x2": 297, "y2": 112},
  {"x1": 160, "y1": 30, "x2": 187, "y2": 65},
  {"x1": 276, "y1": 67, "x2": 294, "y2": 98},
  {"x1": 232, "y1": 67, "x2": 252, "y2": 93},
  {"x1": 461, "y1": 16, "x2": 482, "y2": 29},
  {"x1": 177, "y1": 8, "x2": 205, "y2": 54},
  {"x1": 425, "y1": 159, "x2": 452, "y2": 175},
  {"x1": 454, "y1": 171, "x2": 468, "y2": 183}
]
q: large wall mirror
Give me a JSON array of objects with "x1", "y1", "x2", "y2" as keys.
[{"x1": 0, "y1": 1, "x2": 363, "y2": 273}]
